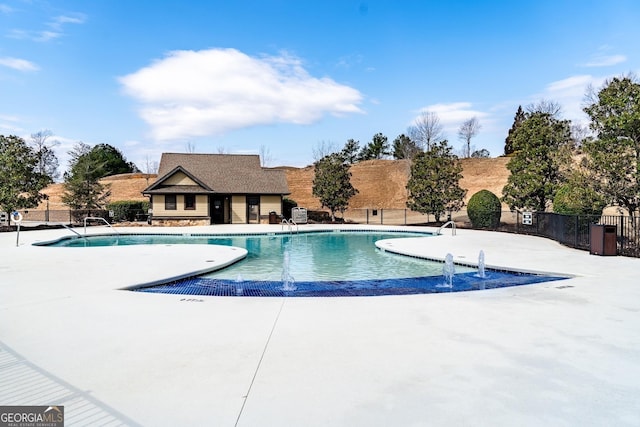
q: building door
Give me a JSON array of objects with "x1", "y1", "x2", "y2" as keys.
[
  {"x1": 247, "y1": 196, "x2": 260, "y2": 224},
  {"x1": 211, "y1": 196, "x2": 226, "y2": 224}
]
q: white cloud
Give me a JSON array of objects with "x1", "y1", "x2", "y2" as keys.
[
  {"x1": 119, "y1": 48, "x2": 364, "y2": 141},
  {"x1": 414, "y1": 102, "x2": 490, "y2": 137},
  {"x1": 52, "y1": 14, "x2": 87, "y2": 26},
  {"x1": 6, "y1": 11, "x2": 86, "y2": 42},
  {"x1": 0, "y1": 56, "x2": 39, "y2": 71},
  {"x1": 35, "y1": 30, "x2": 62, "y2": 42},
  {"x1": 0, "y1": 114, "x2": 23, "y2": 134},
  {"x1": 537, "y1": 74, "x2": 607, "y2": 122},
  {"x1": 0, "y1": 4, "x2": 14, "y2": 14},
  {"x1": 582, "y1": 54, "x2": 627, "y2": 67}
]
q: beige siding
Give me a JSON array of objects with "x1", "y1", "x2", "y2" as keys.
[
  {"x1": 151, "y1": 195, "x2": 170, "y2": 216},
  {"x1": 152, "y1": 194, "x2": 208, "y2": 217},
  {"x1": 231, "y1": 195, "x2": 247, "y2": 223},
  {"x1": 164, "y1": 171, "x2": 198, "y2": 186},
  {"x1": 260, "y1": 195, "x2": 282, "y2": 215}
]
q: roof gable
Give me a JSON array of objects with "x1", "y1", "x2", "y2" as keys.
[
  {"x1": 147, "y1": 153, "x2": 289, "y2": 195},
  {"x1": 143, "y1": 165, "x2": 213, "y2": 193}
]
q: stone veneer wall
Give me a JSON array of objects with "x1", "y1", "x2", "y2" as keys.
[{"x1": 151, "y1": 218, "x2": 210, "y2": 227}]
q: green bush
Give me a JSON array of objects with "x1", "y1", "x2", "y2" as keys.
[
  {"x1": 467, "y1": 190, "x2": 502, "y2": 229},
  {"x1": 283, "y1": 197, "x2": 298, "y2": 219},
  {"x1": 106, "y1": 200, "x2": 150, "y2": 222},
  {"x1": 553, "y1": 179, "x2": 606, "y2": 216}
]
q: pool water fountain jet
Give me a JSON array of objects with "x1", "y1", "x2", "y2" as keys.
[
  {"x1": 477, "y1": 250, "x2": 486, "y2": 279},
  {"x1": 281, "y1": 249, "x2": 296, "y2": 292},
  {"x1": 438, "y1": 253, "x2": 455, "y2": 289}
]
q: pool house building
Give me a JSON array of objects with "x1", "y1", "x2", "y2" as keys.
[{"x1": 142, "y1": 153, "x2": 290, "y2": 226}]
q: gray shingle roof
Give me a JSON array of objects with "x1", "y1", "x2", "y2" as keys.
[{"x1": 144, "y1": 153, "x2": 289, "y2": 195}]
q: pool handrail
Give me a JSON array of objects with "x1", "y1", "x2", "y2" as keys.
[
  {"x1": 84, "y1": 216, "x2": 120, "y2": 236},
  {"x1": 438, "y1": 220, "x2": 456, "y2": 236},
  {"x1": 62, "y1": 223, "x2": 88, "y2": 240},
  {"x1": 281, "y1": 218, "x2": 298, "y2": 233}
]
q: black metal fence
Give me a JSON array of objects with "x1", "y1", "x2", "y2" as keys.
[{"x1": 516, "y1": 211, "x2": 640, "y2": 257}]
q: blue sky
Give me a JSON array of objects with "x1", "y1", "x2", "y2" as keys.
[{"x1": 1, "y1": 1, "x2": 639, "y2": 173}]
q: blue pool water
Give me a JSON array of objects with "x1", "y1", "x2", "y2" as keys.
[{"x1": 43, "y1": 230, "x2": 567, "y2": 296}]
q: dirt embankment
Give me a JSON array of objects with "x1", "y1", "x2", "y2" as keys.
[
  {"x1": 38, "y1": 173, "x2": 157, "y2": 210},
  {"x1": 39, "y1": 158, "x2": 511, "y2": 211},
  {"x1": 284, "y1": 157, "x2": 511, "y2": 210}
]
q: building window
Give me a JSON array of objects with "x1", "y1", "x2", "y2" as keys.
[
  {"x1": 184, "y1": 194, "x2": 196, "y2": 210},
  {"x1": 165, "y1": 194, "x2": 177, "y2": 210}
]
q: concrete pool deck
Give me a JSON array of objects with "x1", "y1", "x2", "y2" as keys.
[{"x1": 1, "y1": 224, "x2": 639, "y2": 426}]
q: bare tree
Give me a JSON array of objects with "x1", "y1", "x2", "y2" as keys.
[
  {"x1": 185, "y1": 141, "x2": 196, "y2": 153},
  {"x1": 30, "y1": 129, "x2": 60, "y2": 182},
  {"x1": 408, "y1": 111, "x2": 444, "y2": 151},
  {"x1": 312, "y1": 140, "x2": 338, "y2": 162},
  {"x1": 458, "y1": 117, "x2": 481, "y2": 158},
  {"x1": 570, "y1": 122, "x2": 591, "y2": 151},
  {"x1": 259, "y1": 145, "x2": 274, "y2": 167},
  {"x1": 143, "y1": 155, "x2": 159, "y2": 174},
  {"x1": 526, "y1": 99, "x2": 562, "y2": 117},
  {"x1": 216, "y1": 146, "x2": 228, "y2": 154}
]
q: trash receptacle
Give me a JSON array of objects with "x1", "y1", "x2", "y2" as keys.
[
  {"x1": 269, "y1": 211, "x2": 278, "y2": 224},
  {"x1": 590, "y1": 224, "x2": 617, "y2": 256}
]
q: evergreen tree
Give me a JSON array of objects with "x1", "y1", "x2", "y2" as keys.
[
  {"x1": 583, "y1": 76, "x2": 640, "y2": 218},
  {"x1": 0, "y1": 135, "x2": 50, "y2": 214},
  {"x1": 501, "y1": 112, "x2": 572, "y2": 211},
  {"x1": 358, "y1": 133, "x2": 391, "y2": 160},
  {"x1": 504, "y1": 105, "x2": 525, "y2": 155},
  {"x1": 340, "y1": 139, "x2": 360, "y2": 164},
  {"x1": 471, "y1": 148, "x2": 490, "y2": 158},
  {"x1": 61, "y1": 142, "x2": 111, "y2": 209},
  {"x1": 312, "y1": 153, "x2": 358, "y2": 221},
  {"x1": 406, "y1": 140, "x2": 466, "y2": 222},
  {"x1": 89, "y1": 143, "x2": 139, "y2": 176},
  {"x1": 392, "y1": 134, "x2": 420, "y2": 160}
]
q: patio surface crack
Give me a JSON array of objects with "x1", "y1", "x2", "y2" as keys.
[{"x1": 235, "y1": 298, "x2": 286, "y2": 427}]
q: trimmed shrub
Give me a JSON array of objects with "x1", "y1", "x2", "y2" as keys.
[
  {"x1": 106, "y1": 200, "x2": 150, "y2": 222},
  {"x1": 467, "y1": 190, "x2": 502, "y2": 229},
  {"x1": 283, "y1": 197, "x2": 298, "y2": 219}
]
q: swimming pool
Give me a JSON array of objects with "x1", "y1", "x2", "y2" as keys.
[{"x1": 42, "y1": 230, "x2": 567, "y2": 296}]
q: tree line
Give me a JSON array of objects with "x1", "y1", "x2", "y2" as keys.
[
  {"x1": 0, "y1": 137, "x2": 138, "y2": 214},
  {"x1": 313, "y1": 113, "x2": 488, "y2": 164},
  {"x1": 313, "y1": 75, "x2": 640, "y2": 223}
]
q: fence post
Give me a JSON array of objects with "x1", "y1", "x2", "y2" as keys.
[
  {"x1": 381, "y1": 209, "x2": 384, "y2": 225},
  {"x1": 404, "y1": 209, "x2": 407, "y2": 225},
  {"x1": 574, "y1": 215, "x2": 579, "y2": 248},
  {"x1": 366, "y1": 209, "x2": 369, "y2": 225},
  {"x1": 620, "y1": 214, "x2": 624, "y2": 253}
]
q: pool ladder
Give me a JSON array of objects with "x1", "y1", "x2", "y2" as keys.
[
  {"x1": 84, "y1": 216, "x2": 120, "y2": 236},
  {"x1": 438, "y1": 220, "x2": 456, "y2": 236},
  {"x1": 281, "y1": 218, "x2": 298, "y2": 234}
]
